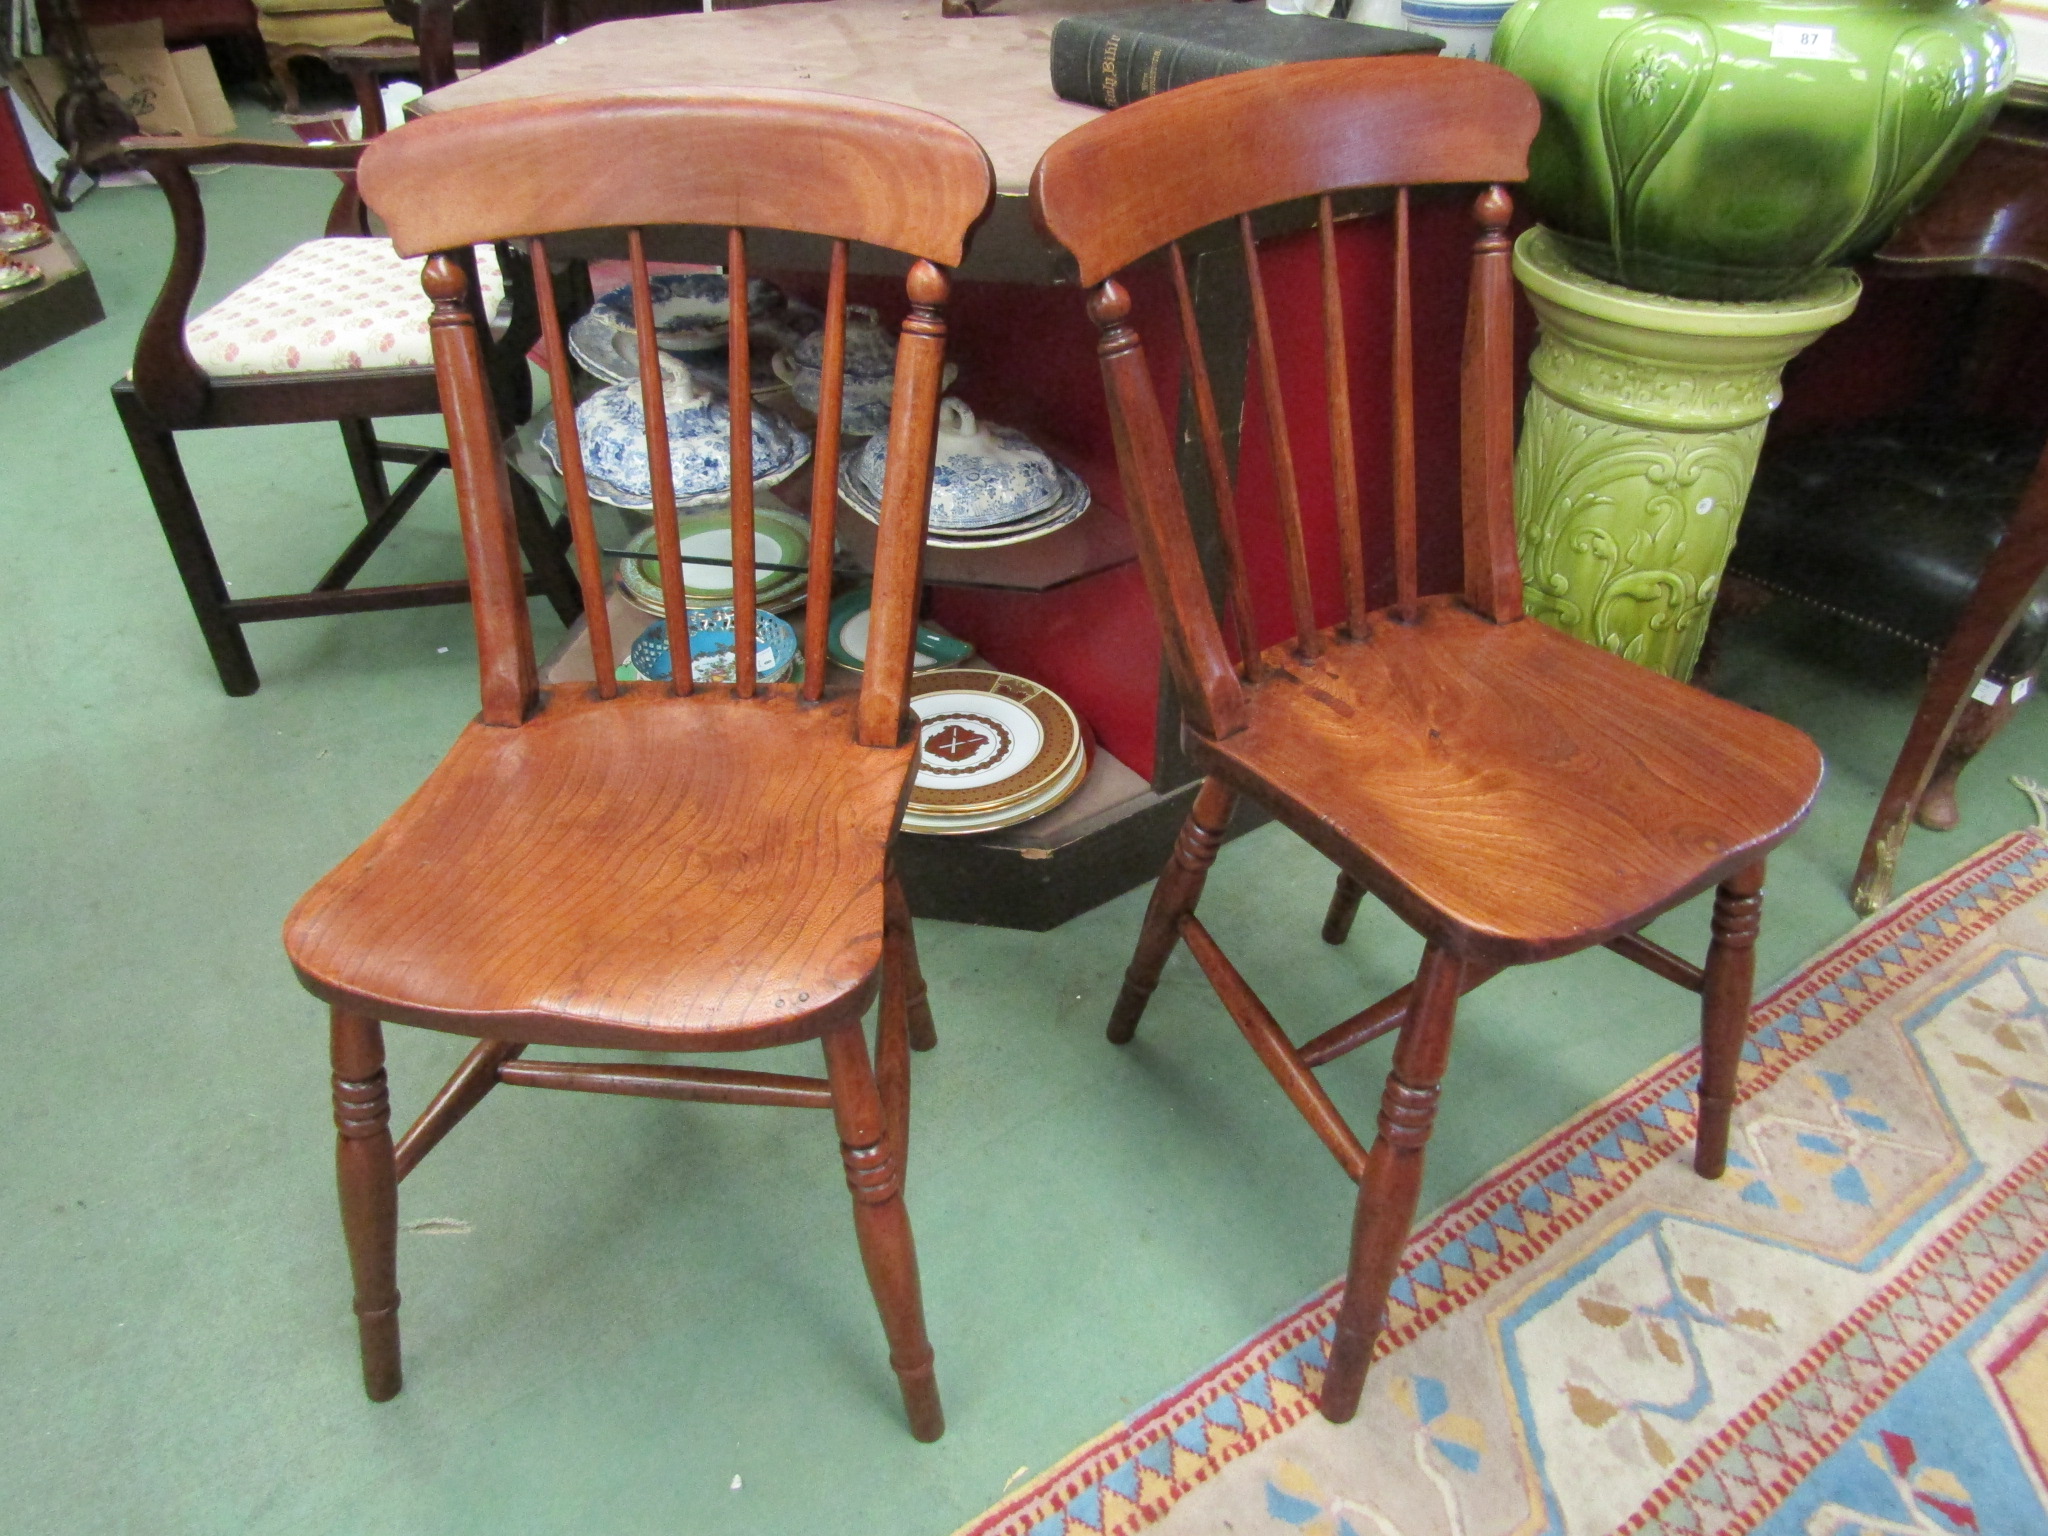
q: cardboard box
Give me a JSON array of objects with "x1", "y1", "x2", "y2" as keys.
[{"x1": 14, "y1": 22, "x2": 236, "y2": 140}]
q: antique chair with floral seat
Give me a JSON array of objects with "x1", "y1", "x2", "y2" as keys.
[
  {"x1": 112, "y1": 130, "x2": 581, "y2": 694},
  {"x1": 1029, "y1": 55, "x2": 1825, "y2": 1423},
  {"x1": 286, "y1": 87, "x2": 995, "y2": 1438}
]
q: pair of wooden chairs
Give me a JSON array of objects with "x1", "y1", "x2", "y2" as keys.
[{"x1": 290, "y1": 60, "x2": 1821, "y2": 1440}]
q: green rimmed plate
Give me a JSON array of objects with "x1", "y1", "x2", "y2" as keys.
[{"x1": 617, "y1": 499, "x2": 812, "y2": 615}]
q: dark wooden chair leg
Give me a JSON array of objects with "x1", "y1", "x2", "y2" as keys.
[
  {"x1": 338, "y1": 418, "x2": 391, "y2": 523},
  {"x1": 822, "y1": 1023, "x2": 943, "y2": 1442},
  {"x1": 1321, "y1": 942, "x2": 1463, "y2": 1423},
  {"x1": 507, "y1": 471, "x2": 585, "y2": 627},
  {"x1": 1694, "y1": 860, "x2": 1764, "y2": 1180},
  {"x1": 1853, "y1": 444, "x2": 2048, "y2": 912},
  {"x1": 1322, "y1": 871, "x2": 1367, "y2": 945},
  {"x1": 885, "y1": 870, "x2": 936, "y2": 1052},
  {"x1": 331, "y1": 1007, "x2": 402, "y2": 1402},
  {"x1": 1916, "y1": 692, "x2": 2015, "y2": 831},
  {"x1": 114, "y1": 390, "x2": 261, "y2": 696},
  {"x1": 1107, "y1": 776, "x2": 1237, "y2": 1044}
]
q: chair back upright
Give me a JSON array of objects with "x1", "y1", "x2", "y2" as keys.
[
  {"x1": 358, "y1": 90, "x2": 995, "y2": 742},
  {"x1": 1029, "y1": 57, "x2": 1540, "y2": 743}
]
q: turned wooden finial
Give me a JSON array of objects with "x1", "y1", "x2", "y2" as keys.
[
  {"x1": 1473, "y1": 184, "x2": 1513, "y2": 243},
  {"x1": 1087, "y1": 278, "x2": 1132, "y2": 329},
  {"x1": 906, "y1": 257, "x2": 950, "y2": 308},
  {"x1": 422, "y1": 252, "x2": 469, "y2": 310}
]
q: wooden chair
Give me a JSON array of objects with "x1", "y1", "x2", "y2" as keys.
[
  {"x1": 1029, "y1": 56, "x2": 1825, "y2": 1423},
  {"x1": 287, "y1": 89, "x2": 994, "y2": 1439},
  {"x1": 113, "y1": 128, "x2": 582, "y2": 696}
]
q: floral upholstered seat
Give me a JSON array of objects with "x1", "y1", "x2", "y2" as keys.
[{"x1": 184, "y1": 237, "x2": 505, "y2": 377}]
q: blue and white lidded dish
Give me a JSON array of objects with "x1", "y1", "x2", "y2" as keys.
[
  {"x1": 542, "y1": 352, "x2": 811, "y2": 509},
  {"x1": 772, "y1": 304, "x2": 905, "y2": 437},
  {"x1": 589, "y1": 272, "x2": 786, "y2": 354},
  {"x1": 855, "y1": 398, "x2": 1062, "y2": 531},
  {"x1": 625, "y1": 606, "x2": 799, "y2": 686}
]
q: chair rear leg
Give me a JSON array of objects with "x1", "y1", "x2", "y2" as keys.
[
  {"x1": 1695, "y1": 861, "x2": 1765, "y2": 1179},
  {"x1": 1108, "y1": 776, "x2": 1237, "y2": 1044},
  {"x1": 1322, "y1": 942, "x2": 1463, "y2": 1423},
  {"x1": 1322, "y1": 871, "x2": 1367, "y2": 945},
  {"x1": 116, "y1": 392, "x2": 259, "y2": 696},
  {"x1": 823, "y1": 1023, "x2": 943, "y2": 1441},
  {"x1": 508, "y1": 472, "x2": 586, "y2": 626},
  {"x1": 331, "y1": 1007, "x2": 402, "y2": 1401},
  {"x1": 885, "y1": 870, "x2": 936, "y2": 1052},
  {"x1": 338, "y1": 418, "x2": 390, "y2": 522}
]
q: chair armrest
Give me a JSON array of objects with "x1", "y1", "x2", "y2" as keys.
[
  {"x1": 125, "y1": 137, "x2": 371, "y2": 424},
  {"x1": 121, "y1": 136, "x2": 366, "y2": 172}
]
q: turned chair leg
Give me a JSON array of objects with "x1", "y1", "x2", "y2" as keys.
[
  {"x1": 1321, "y1": 942, "x2": 1463, "y2": 1423},
  {"x1": 822, "y1": 1023, "x2": 943, "y2": 1442},
  {"x1": 1916, "y1": 691, "x2": 2016, "y2": 832},
  {"x1": 1108, "y1": 776, "x2": 1237, "y2": 1044},
  {"x1": 885, "y1": 870, "x2": 936, "y2": 1053},
  {"x1": 331, "y1": 1008, "x2": 402, "y2": 1401},
  {"x1": 1695, "y1": 861, "x2": 1765, "y2": 1179},
  {"x1": 1322, "y1": 871, "x2": 1367, "y2": 945}
]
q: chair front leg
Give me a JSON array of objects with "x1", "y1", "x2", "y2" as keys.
[
  {"x1": 1108, "y1": 776, "x2": 1236, "y2": 1044},
  {"x1": 823, "y1": 1023, "x2": 943, "y2": 1442},
  {"x1": 1321, "y1": 942, "x2": 1463, "y2": 1423},
  {"x1": 1695, "y1": 860, "x2": 1765, "y2": 1179},
  {"x1": 331, "y1": 1007, "x2": 402, "y2": 1401}
]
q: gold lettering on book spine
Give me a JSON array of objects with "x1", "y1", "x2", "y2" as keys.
[
  {"x1": 1101, "y1": 32, "x2": 1121, "y2": 108},
  {"x1": 1140, "y1": 44, "x2": 1162, "y2": 99}
]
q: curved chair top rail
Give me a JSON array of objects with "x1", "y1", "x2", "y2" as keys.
[
  {"x1": 358, "y1": 88, "x2": 997, "y2": 264},
  {"x1": 1030, "y1": 56, "x2": 1539, "y2": 286}
]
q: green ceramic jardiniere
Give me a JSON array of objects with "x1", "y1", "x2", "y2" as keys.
[
  {"x1": 1492, "y1": 0, "x2": 2014, "y2": 300},
  {"x1": 1512, "y1": 228, "x2": 1860, "y2": 679}
]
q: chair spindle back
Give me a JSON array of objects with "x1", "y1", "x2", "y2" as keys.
[
  {"x1": 1031, "y1": 57, "x2": 1538, "y2": 741},
  {"x1": 361, "y1": 90, "x2": 994, "y2": 744}
]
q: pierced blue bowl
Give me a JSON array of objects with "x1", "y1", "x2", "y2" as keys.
[{"x1": 627, "y1": 606, "x2": 798, "y2": 686}]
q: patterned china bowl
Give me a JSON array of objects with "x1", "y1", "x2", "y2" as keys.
[
  {"x1": 626, "y1": 606, "x2": 799, "y2": 685},
  {"x1": 542, "y1": 353, "x2": 811, "y2": 509},
  {"x1": 589, "y1": 272, "x2": 785, "y2": 354},
  {"x1": 855, "y1": 398, "x2": 1061, "y2": 530}
]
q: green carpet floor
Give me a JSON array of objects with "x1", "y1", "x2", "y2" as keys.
[{"x1": 6, "y1": 126, "x2": 2044, "y2": 1536}]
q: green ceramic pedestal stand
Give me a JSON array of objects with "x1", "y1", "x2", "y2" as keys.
[{"x1": 1512, "y1": 226, "x2": 1862, "y2": 679}]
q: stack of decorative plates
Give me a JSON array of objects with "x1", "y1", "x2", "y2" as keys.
[
  {"x1": 901, "y1": 670, "x2": 1090, "y2": 836},
  {"x1": 617, "y1": 497, "x2": 814, "y2": 616},
  {"x1": 838, "y1": 456, "x2": 1091, "y2": 550}
]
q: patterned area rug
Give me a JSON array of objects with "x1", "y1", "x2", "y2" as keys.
[{"x1": 962, "y1": 829, "x2": 2048, "y2": 1536}]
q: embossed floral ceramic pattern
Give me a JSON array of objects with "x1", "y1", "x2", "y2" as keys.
[
  {"x1": 540, "y1": 353, "x2": 810, "y2": 509},
  {"x1": 625, "y1": 607, "x2": 798, "y2": 685},
  {"x1": 184, "y1": 238, "x2": 506, "y2": 376},
  {"x1": 1493, "y1": 0, "x2": 2015, "y2": 299},
  {"x1": 857, "y1": 399, "x2": 1062, "y2": 529}
]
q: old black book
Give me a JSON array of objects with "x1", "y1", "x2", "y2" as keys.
[{"x1": 1049, "y1": 4, "x2": 1442, "y2": 111}]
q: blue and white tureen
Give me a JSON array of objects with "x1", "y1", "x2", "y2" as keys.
[
  {"x1": 855, "y1": 398, "x2": 1060, "y2": 531},
  {"x1": 542, "y1": 353, "x2": 810, "y2": 509}
]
